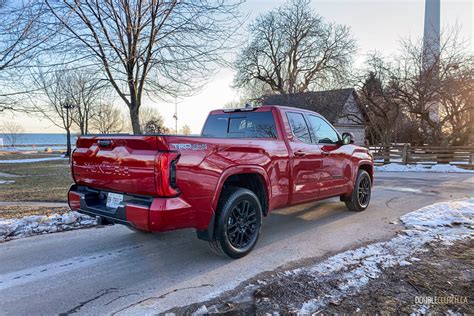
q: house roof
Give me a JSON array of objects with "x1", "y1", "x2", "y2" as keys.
[{"x1": 261, "y1": 88, "x2": 357, "y2": 123}]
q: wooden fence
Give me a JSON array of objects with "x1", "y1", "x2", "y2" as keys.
[{"x1": 369, "y1": 145, "x2": 474, "y2": 169}]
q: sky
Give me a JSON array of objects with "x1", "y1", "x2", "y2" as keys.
[{"x1": 2, "y1": 0, "x2": 472, "y2": 134}]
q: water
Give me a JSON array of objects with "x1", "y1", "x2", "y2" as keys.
[{"x1": 0, "y1": 133, "x2": 77, "y2": 150}]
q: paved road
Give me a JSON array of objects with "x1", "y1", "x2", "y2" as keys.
[{"x1": 0, "y1": 172, "x2": 472, "y2": 315}]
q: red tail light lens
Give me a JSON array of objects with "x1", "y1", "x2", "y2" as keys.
[{"x1": 155, "y1": 152, "x2": 181, "y2": 197}]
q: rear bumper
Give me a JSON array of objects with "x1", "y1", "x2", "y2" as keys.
[{"x1": 68, "y1": 185, "x2": 196, "y2": 232}]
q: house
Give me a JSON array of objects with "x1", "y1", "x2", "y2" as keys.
[{"x1": 261, "y1": 88, "x2": 366, "y2": 145}]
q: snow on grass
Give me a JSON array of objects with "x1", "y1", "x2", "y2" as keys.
[
  {"x1": 0, "y1": 157, "x2": 67, "y2": 164},
  {"x1": 0, "y1": 180, "x2": 15, "y2": 184},
  {"x1": 295, "y1": 198, "x2": 474, "y2": 314},
  {"x1": 0, "y1": 211, "x2": 97, "y2": 242},
  {"x1": 375, "y1": 163, "x2": 474, "y2": 173}
]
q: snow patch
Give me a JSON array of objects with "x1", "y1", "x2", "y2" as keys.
[
  {"x1": 188, "y1": 199, "x2": 474, "y2": 315},
  {"x1": 0, "y1": 180, "x2": 14, "y2": 184},
  {"x1": 0, "y1": 157, "x2": 67, "y2": 164},
  {"x1": 375, "y1": 163, "x2": 474, "y2": 173},
  {"x1": 0, "y1": 211, "x2": 97, "y2": 242},
  {"x1": 296, "y1": 198, "x2": 474, "y2": 314}
]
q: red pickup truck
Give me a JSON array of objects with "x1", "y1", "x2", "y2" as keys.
[{"x1": 68, "y1": 105, "x2": 373, "y2": 258}]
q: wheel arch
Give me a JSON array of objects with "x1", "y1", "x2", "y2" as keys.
[
  {"x1": 211, "y1": 166, "x2": 271, "y2": 216},
  {"x1": 358, "y1": 162, "x2": 374, "y2": 183},
  {"x1": 198, "y1": 166, "x2": 270, "y2": 242}
]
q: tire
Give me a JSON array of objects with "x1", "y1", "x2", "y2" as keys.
[
  {"x1": 344, "y1": 169, "x2": 372, "y2": 212},
  {"x1": 209, "y1": 187, "x2": 263, "y2": 259}
]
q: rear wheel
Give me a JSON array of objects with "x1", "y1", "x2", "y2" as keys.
[
  {"x1": 209, "y1": 187, "x2": 262, "y2": 259},
  {"x1": 344, "y1": 169, "x2": 371, "y2": 211}
]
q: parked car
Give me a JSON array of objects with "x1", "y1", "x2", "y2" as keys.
[{"x1": 68, "y1": 105, "x2": 373, "y2": 258}]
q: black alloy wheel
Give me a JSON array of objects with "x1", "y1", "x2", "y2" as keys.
[
  {"x1": 226, "y1": 199, "x2": 258, "y2": 249},
  {"x1": 209, "y1": 187, "x2": 262, "y2": 258},
  {"x1": 357, "y1": 173, "x2": 371, "y2": 208},
  {"x1": 344, "y1": 169, "x2": 372, "y2": 212}
]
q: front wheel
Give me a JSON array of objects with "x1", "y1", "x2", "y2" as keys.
[
  {"x1": 344, "y1": 169, "x2": 372, "y2": 211},
  {"x1": 209, "y1": 187, "x2": 262, "y2": 259}
]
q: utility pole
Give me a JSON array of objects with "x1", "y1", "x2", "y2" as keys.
[{"x1": 173, "y1": 98, "x2": 178, "y2": 134}]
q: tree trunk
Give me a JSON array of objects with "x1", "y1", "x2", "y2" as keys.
[
  {"x1": 382, "y1": 132, "x2": 391, "y2": 164},
  {"x1": 129, "y1": 105, "x2": 141, "y2": 135}
]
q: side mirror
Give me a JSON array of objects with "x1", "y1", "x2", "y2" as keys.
[{"x1": 342, "y1": 132, "x2": 355, "y2": 145}]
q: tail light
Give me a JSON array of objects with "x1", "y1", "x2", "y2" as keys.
[
  {"x1": 155, "y1": 152, "x2": 181, "y2": 197},
  {"x1": 169, "y1": 159, "x2": 178, "y2": 188}
]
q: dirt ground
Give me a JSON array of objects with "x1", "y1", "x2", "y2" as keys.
[
  {"x1": 168, "y1": 238, "x2": 473, "y2": 315},
  {"x1": 320, "y1": 238, "x2": 473, "y2": 314}
]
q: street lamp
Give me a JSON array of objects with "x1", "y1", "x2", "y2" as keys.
[{"x1": 62, "y1": 100, "x2": 75, "y2": 158}]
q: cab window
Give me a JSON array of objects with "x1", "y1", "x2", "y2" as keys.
[
  {"x1": 307, "y1": 115, "x2": 339, "y2": 144},
  {"x1": 202, "y1": 112, "x2": 277, "y2": 138}
]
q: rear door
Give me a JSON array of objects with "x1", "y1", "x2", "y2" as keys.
[
  {"x1": 284, "y1": 111, "x2": 323, "y2": 204},
  {"x1": 305, "y1": 114, "x2": 348, "y2": 197}
]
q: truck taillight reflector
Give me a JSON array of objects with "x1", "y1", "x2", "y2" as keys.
[
  {"x1": 68, "y1": 191, "x2": 81, "y2": 210},
  {"x1": 155, "y1": 152, "x2": 181, "y2": 197}
]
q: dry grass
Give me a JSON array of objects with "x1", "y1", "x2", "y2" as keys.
[
  {"x1": 0, "y1": 205, "x2": 69, "y2": 219},
  {"x1": 0, "y1": 151, "x2": 64, "y2": 160},
  {"x1": 0, "y1": 155, "x2": 72, "y2": 202}
]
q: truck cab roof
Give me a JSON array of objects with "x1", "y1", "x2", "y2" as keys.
[{"x1": 210, "y1": 105, "x2": 322, "y2": 117}]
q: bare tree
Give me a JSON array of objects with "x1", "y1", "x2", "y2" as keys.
[
  {"x1": 392, "y1": 30, "x2": 473, "y2": 145},
  {"x1": 179, "y1": 124, "x2": 191, "y2": 135},
  {"x1": 65, "y1": 69, "x2": 105, "y2": 135},
  {"x1": 91, "y1": 103, "x2": 126, "y2": 134},
  {"x1": 356, "y1": 54, "x2": 403, "y2": 148},
  {"x1": 31, "y1": 69, "x2": 76, "y2": 157},
  {"x1": 139, "y1": 105, "x2": 168, "y2": 133},
  {"x1": 143, "y1": 118, "x2": 171, "y2": 134},
  {"x1": 45, "y1": 0, "x2": 242, "y2": 134},
  {"x1": 234, "y1": 0, "x2": 356, "y2": 95},
  {"x1": 437, "y1": 56, "x2": 473, "y2": 145},
  {"x1": 0, "y1": 1, "x2": 53, "y2": 112},
  {"x1": 0, "y1": 120, "x2": 24, "y2": 147}
]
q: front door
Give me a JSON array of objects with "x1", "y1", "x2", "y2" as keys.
[
  {"x1": 284, "y1": 111, "x2": 323, "y2": 204},
  {"x1": 306, "y1": 114, "x2": 348, "y2": 198}
]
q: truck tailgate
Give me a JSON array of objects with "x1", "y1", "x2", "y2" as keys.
[{"x1": 72, "y1": 136, "x2": 159, "y2": 196}]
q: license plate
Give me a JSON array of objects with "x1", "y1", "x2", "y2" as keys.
[{"x1": 106, "y1": 192, "x2": 123, "y2": 209}]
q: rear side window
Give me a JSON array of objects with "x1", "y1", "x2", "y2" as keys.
[
  {"x1": 286, "y1": 112, "x2": 312, "y2": 143},
  {"x1": 202, "y1": 112, "x2": 277, "y2": 138}
]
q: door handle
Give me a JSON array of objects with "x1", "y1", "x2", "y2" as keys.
[
  {"x1": 294, "y1": 150, "x2": 306, "y2": 157},
  {"x1": 321, "y1": 151, "x2": 330, "y2": 156}
]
